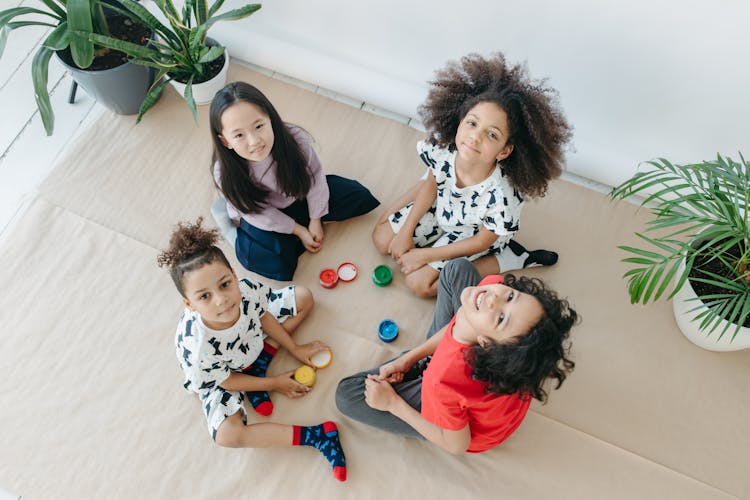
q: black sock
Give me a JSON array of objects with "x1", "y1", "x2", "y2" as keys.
[{"x1": 497, "y1": 239, "x2": 558, "y2": 272}]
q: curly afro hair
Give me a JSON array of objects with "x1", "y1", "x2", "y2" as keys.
[
  {"x1": 157, "y1": 217, "x2": 232, "y2": 296},
  {"x1": 418, "y1": 53, "x2": 572, "y2": 198},
  {"x1": 465, "y1": 274, "x2": 577, "y2": 403}
]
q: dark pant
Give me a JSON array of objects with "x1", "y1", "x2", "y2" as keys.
[
  {"x1": 335, "y1": 258, "x2": 481, "y2": 437},
  {"x1": 235, "y1": 175, "x2": 379, "y2": 281}
]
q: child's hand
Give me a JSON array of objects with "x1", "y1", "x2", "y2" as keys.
[
  {"x1": 364, "y1": 375, "x2": 398, "y2": 412},
  {"x1": 378, "y1": 356, "x2": 413, "y2": 383},
  {"x1": 272, "y1": 370, "x2": 312, "y2": 398},
  {"x1": 296, "y1": 226, "x2": 322, "y2": 253},
  {"x1": 292, "y1": 340, "x2": 330, "y2": 367},
  {"x1": 308, "y1": 218, "x2": 324, "y2": 247},
  {"x1": 388, "y1": 231, "x2": 414, "y2": 260},
  {"x1": 397, "y1": 248, "x2": 428, "y2": 274}
]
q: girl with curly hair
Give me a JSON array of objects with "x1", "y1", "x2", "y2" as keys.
[
  {"x1": 158, "y1": 218, "x2": 346, "y2": 481},
  {"x1": 373, "y1": 53, "x2": 573, "y2": 297},
  {"x1": 336, "y1": 258, "x2": 576, "y2": 454}
]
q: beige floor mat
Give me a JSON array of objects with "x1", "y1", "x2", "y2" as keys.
[{"x1": 1, "y1": 64, "x2": 747, "y2": 499}]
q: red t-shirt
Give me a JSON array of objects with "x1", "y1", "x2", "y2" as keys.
[{"x1": 420, "y1": 275, "x2": 531, "y2": 453}]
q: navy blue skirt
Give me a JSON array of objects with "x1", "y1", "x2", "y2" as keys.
[{"x1": 235, "y1": 175, "x2": 379, "y2": 281}]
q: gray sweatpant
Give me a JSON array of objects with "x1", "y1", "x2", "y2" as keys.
[{"x1": 335, "y1": 258, "x2": 481, "y2": 437}]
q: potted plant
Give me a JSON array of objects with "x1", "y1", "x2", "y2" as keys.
[
  {"x1": 0, "y1": 0, "x2": 154, "y2": 135},
  {"x1": 80, "y1": 0, "x2": 261, "y2": 124},
  {"x1": 610, "y1": 154, "x2": 750, "y2": 351}
]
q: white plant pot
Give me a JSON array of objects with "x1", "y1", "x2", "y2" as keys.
[
  {"x1": 672, "y1": 259, "x2": 750, "y2": 351},
  {"x1": 170, "y1": 43, "x2": 229, "y2": 105}
]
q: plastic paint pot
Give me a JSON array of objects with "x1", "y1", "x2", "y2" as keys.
[
  {"x1": 378, "y1": 319, "x2": 399, "y2": 342},
  {"x1": 294, "y1": 365, "x2": 316, "y2": 387},
  {"x1": 372, "y1": 265, "x2": 393, "y2": 287},
  {"x1": 337, "y1": 262, "x2": 358, "y2": 282},
  {"x1": 319, "y1": 268, "x2": 339, "y2": 288},
  {"x1": 311, "y1": 349, "x2": 332, "y2": 369}
]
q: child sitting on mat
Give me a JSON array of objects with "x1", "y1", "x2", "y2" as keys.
[
  {"x1": 158, "y1": 218, "x2": 346, "y2": 481},
  {"x1": 372, "y1": 53, "x2": 572, "y2": 297},
  {"x1": 209, "y1": 81, "x2": 380, "y2": 281},
  {"x1": 336, "y1": 258, "x2": 576, "y2": 454}
]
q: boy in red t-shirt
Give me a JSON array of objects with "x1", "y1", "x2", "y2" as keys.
[{"x1": 336, "y1": 258, "x2": 577, "y2": 454}]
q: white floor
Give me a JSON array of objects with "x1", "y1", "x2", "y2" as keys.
[{"x1": 0, "y1": 0, "x2": 105, "y2": 240}]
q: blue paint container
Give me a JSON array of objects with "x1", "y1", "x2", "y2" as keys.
[{"x1": 378, "y1": 319, "x2": 399, "y2": 342}]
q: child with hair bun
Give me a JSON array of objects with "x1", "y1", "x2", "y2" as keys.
[
  {"x1": 373, "y1": 53, "x2": 573, "y2": 297},
  {"x1": 158, "y1": 218, "x2": 346, "y2": 481}
]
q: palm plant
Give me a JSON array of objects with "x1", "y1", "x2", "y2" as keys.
[
  {"x1": 80, "y1": 0, "x2": 261, "y2": 123},
  {"x1": 610, "y1": 154, "x2": 750, "y2": 340},
  {"x1": 0, "y1": 0, "x2": 115, "y2": 134}
]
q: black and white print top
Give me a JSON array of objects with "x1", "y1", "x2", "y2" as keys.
[
  {"x1": 174, "y1": 278, "x2": 273, "y2": 396},
  {"x1": 420, "y1": 140, "x2": 523, "y2": 241}
]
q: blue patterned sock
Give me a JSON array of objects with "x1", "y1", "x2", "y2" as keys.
[
  {"x1": 293, "y1": 421, "x2": 347, "y2": 482},
  {"x1": 242, "y1": 343, "x2": 277, "y2": 416}
]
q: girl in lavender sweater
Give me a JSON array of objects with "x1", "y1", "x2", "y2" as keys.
[{"x1": 210, "y1": 82, "x2": 379, "y2": 281}]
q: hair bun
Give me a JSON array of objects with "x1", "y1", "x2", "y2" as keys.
[{"x1": 157, "y1": 217, "x2": 220, "y2": 269}]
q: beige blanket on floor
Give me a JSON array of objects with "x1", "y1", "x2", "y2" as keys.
[{"x1": 1, "y1": 64, "x2": 747, "y2": 499}]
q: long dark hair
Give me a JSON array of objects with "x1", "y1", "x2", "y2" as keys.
[{"x1": 209, "y1": 81, "x2": 311, "y2": 213}]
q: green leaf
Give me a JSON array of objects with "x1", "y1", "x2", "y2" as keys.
[
  {"x1": 38, "y1": 0, "x2": 67, "y2": 19},
  {"x1": 136, "y1": 75, "x2": 171, "y2": 123},
  {"x1": 619, "y1": 244, "x2": 665, "y2": 260},
  {"x1": 197, "y1": 44, "x2": 223, "y2": 63},
  {"x1": 1, "y1": 7, "x2": 58, "y2": 27},
  {"x1": 0, "y1": 25, "x2": 8, "y2": 57},
  {"x1": 32, "y1": 46, "x2": 54, "y2": 135},
  {"x1": 654, "y1": 259, "x2": 682, "y2": 302},
  {"x1": 84, "y1": 31, "x2": 157, "y2": 58},
  {"x1": 114, "y1": 0, "x2": 180, "y2": 46},
  {"x1": 195, "y1": 0, "x2": 208, "y2": 25},
  {"x1": 183, "y1": 74, "x2": 197, "y2": 123},
  {"x1": 42, "y1": 21, "x2": 70, "y2": 50},
  {"x1": 207, "y1": 0, "x2": 225, "y2": 17},
  {"x1": 197, "y1": 3, "x2": 261, "y2": 36},
  {"x1": 67, "y1": 0, "x2": 94, "y2": 68},
  {"x1": 642, "y1": 261, "x2": 667, "y2": 304},
  {"x1": 622, "y1": 257, "x2": 657, "y2": 266},
  {"x1": 8, "y1": 20, "x2": 58, "y2": 29},
  {"x1": 128, "y1": 58, "x2": 175, "y2": 71},
  {"x1": 731, "y1": 299, "x2": 750, "y2": 341},
  {"x1": 153, "y1": 0, "x2": 181, "y2": 20}
]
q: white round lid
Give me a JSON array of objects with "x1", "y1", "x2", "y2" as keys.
[
  {"x1": 337, "y1": 262, "x2": 358, "y2": 282},
  {"x1": 311, "y1": 350, "x2": 332, "y2": 368}
]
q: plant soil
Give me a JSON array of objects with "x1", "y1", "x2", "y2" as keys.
[
  {"x1": 172, "y1": 53, "x2": 226, "y2": 84},
  {"x1": 57, "y1": 14, "x2": 150, "y2": 71},
  {"x1": 689, "y1": 241, "x2": 750, "y2": 327}
]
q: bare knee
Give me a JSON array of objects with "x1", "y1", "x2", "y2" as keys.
[
  {"x1": 372, "y1": 220, "x2": 395, "y2": 255},
  {"x1": 405, "y1": 273, "x2": 437, "y2": 298},
  {"x1": 295, "y1": 285, "x2": 314, "y2": 316},
  {"x1": 214, "y1": 415, "x2": 245, "y2": 448}
]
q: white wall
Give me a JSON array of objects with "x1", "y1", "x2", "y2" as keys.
[{"x1": 214, "y1": 0, "x2": 750, "y2": 187}]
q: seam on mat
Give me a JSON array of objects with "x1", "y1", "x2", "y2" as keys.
[
  {"x1": 32, "y1": 196, "x2": 162, "y2": 250},
  {"x1": 527, "y1": 409, "x2": 739, "y2": 498}
]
